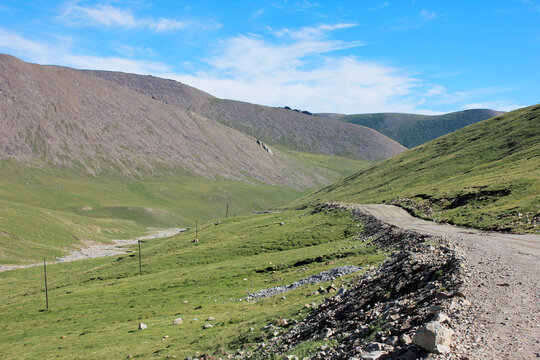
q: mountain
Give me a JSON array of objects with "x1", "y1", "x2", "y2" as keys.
[
  {"x1": 84, "y1": 69, "x2": 405, "y2": 160},
  {"x1": 302, "y1": 105, "x2": 540, "y2": 232},
  {"x1": 0, "y1": 54, "x2": 405, "y2": 262},
  {"x1": 336, "y1": 109, "x2": 504, "y2": 148}
]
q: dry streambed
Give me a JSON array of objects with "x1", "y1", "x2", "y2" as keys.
[{"x1": 0, "y1": 227, "x2": 186, "y2": 272}]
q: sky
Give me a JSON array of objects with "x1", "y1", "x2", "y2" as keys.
[{"x1": 0, "y1": 1, "x2": 538, "y2": 114}]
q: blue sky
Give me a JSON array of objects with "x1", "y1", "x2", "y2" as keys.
[{"x1": 0, "y1": 1, "x2": 538, "y2": 114}]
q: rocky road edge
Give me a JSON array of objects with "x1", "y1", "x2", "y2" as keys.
[{"x1": 232, "y1": 203, "x2": 468, "y2": 360}]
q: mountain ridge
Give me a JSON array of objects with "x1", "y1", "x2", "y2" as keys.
[{"x1": 336, "y1": 109, "x2": 504, "y2": 148}]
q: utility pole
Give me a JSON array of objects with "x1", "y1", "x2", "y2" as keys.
[
  {"x1": 43, "y1": 259, "x2": 49, "y2": 310},
  {"x1": 138, "y1": 241, "x2": 142, "y2": 276},
  {"x1": 195, "y1": 221, "x2": 198, "y2": 241},
  {"x1": 226, "y1": 203, "x2": 229, "y2": 219}
]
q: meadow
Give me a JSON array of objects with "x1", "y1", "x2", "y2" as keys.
[{"x1": 0, "y1": 207, "x2": 384, "y2": 359}]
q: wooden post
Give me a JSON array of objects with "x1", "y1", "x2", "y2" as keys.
[
  {"x1": 226, "y1": 203, "x2": 229, "y2": 219},
  {"x1": 195, "y1": 221, "x2": 198, "y2": 240},
  {"x1": 43, "y1": 259, "x2": 49, "y2": 310},
  {"x1": 138, "y1": 241, "x2": 142, "y2": 276}
]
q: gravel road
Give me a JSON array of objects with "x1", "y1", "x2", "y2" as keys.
[{"x1": 351, "y1": 204, "x2": 540, "y2": 359}]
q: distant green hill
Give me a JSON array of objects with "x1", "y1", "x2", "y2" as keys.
[
  {"x1": 302, "y1": 105, "x2": 540, "y2": 233},
  {"x1": 338, "y1": 109, "x2": 503, "y2": 148}
]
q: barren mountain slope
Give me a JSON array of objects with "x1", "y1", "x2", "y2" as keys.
[
  {"x1": 0, "y1": 54, "x2": 346, "y2": 189},
  {"x1": 85, "y1": 70, "x2": 406, "y2": 161}
]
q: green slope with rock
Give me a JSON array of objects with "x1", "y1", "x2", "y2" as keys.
[
  {"x1": 338, "y1": 109, "x2": 503, "y2": 148},
  {"x1": 302, "y1": 105, "x2": 540, "y2": 233}
]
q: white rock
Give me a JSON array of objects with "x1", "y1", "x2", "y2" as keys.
[
  {"x1": 361, "y1": 351, "x2": 387, "y2": 360},
  {"x1": 138, "y1": 323, "x2": 147, "y2": 330},
  {"x1": 413, "y1": 321, "x2": 454, "y2": 354},
  {"x1": 203, "y1": 324, "x2": 213, "y2": 329},
  {"x1": 173, "y1": 318, "x2": 183, "y2": 325}
]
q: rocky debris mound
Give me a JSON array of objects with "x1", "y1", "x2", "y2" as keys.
[
  {"x1": 244, "y1": 265, "x2": 362, "y2": 300},
  {"x1": 250, "y1": 204, "x2": 464, "y2": 359}
]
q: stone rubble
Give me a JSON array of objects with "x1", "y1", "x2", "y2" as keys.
[{"x1": 247, "y1": 203, "x2": 465, "y2": 359}]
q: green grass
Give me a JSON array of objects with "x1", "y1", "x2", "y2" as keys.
[
  {"x1": 301, "y1": 105, "x2": 540, "y2": 233},
  {"x1": 277, "y1": 146, "x2": 373, "y2": 177},
  {"x1": 340, "y1": 109, "x2": 501, "y2": 148},
  {"x1": 0, "y1": 149, "x2": 369, "y2": 264},
  {"x1": 0, "y1": 207, "x2": 384, "y2": 359}
]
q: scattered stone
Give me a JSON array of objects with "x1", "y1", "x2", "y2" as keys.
[
  {"x1": 138, "y1": 323, "x2": 147, "y2": 330},
  {"x1": 361, "y1": 351, "x2": 387, "y2": 360},
  {"x1": 399, "y1": 333, "x2": 412, "y2": 345},
  {"x1": 326, "y1": 283, "x2": 338, "y2": 293},
  {"x1": 207, "y1": 317, "x2": 215, "y2": 321},
  {"x1": 173, "y1": 318, "x2": 183, "y2": 325},
  {"x1": 203, "y1": 324, "x2": 213, "y2": 329},
  {"x1": 245, "y1": 266, "x2": 362, "y2": 300},
  {"x1": 413, "y1": 321, "x2": 454, "y2": 354}
]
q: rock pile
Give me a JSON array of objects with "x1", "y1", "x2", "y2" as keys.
[
  {"x1": 245, "y1": 265, "x2": 362, "y2": 300},
  {"x1": 249, "y1": 203, "x2": 464, "y2": 359}
]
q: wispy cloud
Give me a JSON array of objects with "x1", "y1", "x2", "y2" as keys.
[
  {"x1": 0, "y1": 27, "x2": 170, "y2": 74},
  {"x1": 390, "y1": 9, "x2": 440, "y2": 30},
  {"x1": 60, "y1": 3, "x2": 220, "y2": 32},
  {"x1": 367, "y1": 2, "x2": 389, "y2": 12},
  {"x1": 521, "y1": 0, "x2": 540, "y2": 12},
  {"x1": 274, "y1": 23, "x2": 359, "y2": 40},
  {"x1": 251, "y1": 8, "x2": 264, "y2": 20},
  {"x1": 464, "y1": 100, "x2": 522, "y2": 112}
]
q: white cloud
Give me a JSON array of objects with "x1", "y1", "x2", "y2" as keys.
[
  {"x1": 60, "y1": 3, "x2": 219, "y2": 32},
  {"x1": 0, "y1": 27, "x2": 170, "y2": 74},
  {"x1": 420, "y1": 10, "x2": 438, "y2": 20},
  {"x1": 0, "y1": 28, "x2": 52, "y2": 62},
  {"x1": 390, "y1": 10, "x2": 440, "y2": 30},
  {"x1": 251, "y1": 8, "x2": 264, "y2": 20},
  {"x1": 274, "y1": 23, "x2": 358, "y2": 40},
  {"x1": 153, "y1": 18, "x2": 187, "y2": 32},
  {"x1": 367, "y1": 2, "x2": 389, "y2": 12},
  {"x1": 167, "y1": 25, "x2": 422, "y2": 113},
  {"x1": 61, "y1": 4, "x2": 137, "y2": 27},
  {"x1": 464, "y1": 101, "x2": 522, "y2": 112},
  {"x1": 0, "y1": 24, "x2": 521, "y2": 115}
]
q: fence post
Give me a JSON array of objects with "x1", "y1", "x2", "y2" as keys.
[{"x1": 43, "y1": 259, "x2": 49, "y2": 310}]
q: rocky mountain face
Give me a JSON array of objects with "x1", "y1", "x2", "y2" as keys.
[
  {"x1": 85, "y1": 69, "x2": 406, "y2": 161},
  {"x1": 0, "y1": 54, "x2": 405, "y2": 189}
]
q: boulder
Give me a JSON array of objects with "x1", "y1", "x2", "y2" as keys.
[
  {"x1": 203, "y1": 324, "x2": 213, "y2": 329},
  {"x1": 173, "y1": 318, "x2": 183, "y2": 325},
  {"x1": 412, "y1": 321, "x2": 454, "y2": 354},
  {"x1": 138, "y1": 323, "x2": 147, "y2": 330}
]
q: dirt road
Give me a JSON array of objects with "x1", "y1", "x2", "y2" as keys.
[{"x1": 352, "y1": 204, "x2": 540, "y2": 359}]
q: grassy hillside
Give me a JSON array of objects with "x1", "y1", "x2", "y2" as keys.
[
  {"x1": 339, "y1": 109, "x2": 503, "y2": 148},
  {"x1": 0, "y1": 151, "x2": 371, "y2": 264},
  {"x1": 0, "y1": 207, "x2": 384, "y2": 359},
  {"x1": 302, "y1": 105, "x2": 540, "y2": 233}
]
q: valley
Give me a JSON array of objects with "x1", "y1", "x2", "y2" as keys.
[{"x1": 0, "y1": 54, "x2": 538, "y2": 360}]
